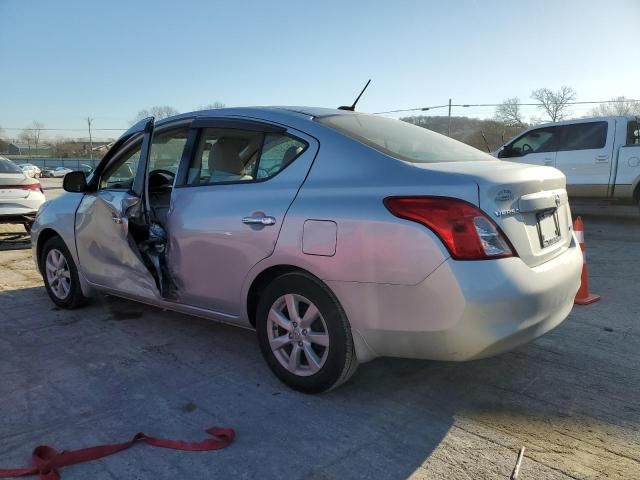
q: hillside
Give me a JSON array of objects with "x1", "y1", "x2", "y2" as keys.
[{"x1": 400, "y1": 115, "x2": 526, "y2": 152}]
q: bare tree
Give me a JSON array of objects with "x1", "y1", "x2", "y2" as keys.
[
  {"x1": 495, "y1": 97, "x2": 525, "y2": 127},
  {"x1": 589, "y1": 96, "x2": 640, "y2": 117},
  {"x1": 531, "y1": 86, "x2": 576, "y2": 122},
  {"x1": 16, "y1": 121, "x2": 45, "y2": 154},
  {"x1": 199, "y1": 101, "x2": 226, "y2": 110},
  {"x1": 31, "y1": 121, "x2": 44, "y2": 154},
  {"x1": 18, "y1": 129, "x2": 33, "y2": 153},
  {"x1": 132, "y1": 105, "x2": 180, "y2": 124}
]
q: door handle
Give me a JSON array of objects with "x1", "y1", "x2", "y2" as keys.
[
  {"x1": 111, "y1": 213, "x2": 123, "y2": 224},
  {"x1": 595, "y1": 155, "x2": 609, "y2": 163},
  {"x1": 242, "y1": 215, "x2": 276, "y2": 226},
  {"x1": 544, "y1": 158, "x2": 554, "y2": 165}
]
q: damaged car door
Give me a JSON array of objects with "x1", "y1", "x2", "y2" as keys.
[{"x1": 74, "y1": 117, "x2": 188, "y2": 299}]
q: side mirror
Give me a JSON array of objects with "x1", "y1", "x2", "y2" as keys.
[
  {"x1": 63, "y1": 171, "x2": 87, "y2": 193},
  {"x1": 498, "y1": 145, "x2": 512, "y2": 159}
]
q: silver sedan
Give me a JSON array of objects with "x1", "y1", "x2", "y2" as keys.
[{"x1": 31, "y1": 107, "x2": 582, "y2": 392}]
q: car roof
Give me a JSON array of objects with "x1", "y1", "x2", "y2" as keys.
[
  {"x1": 532, "y1": 115, "x2": 637, "y2": 128},
  {"x1": 155, "y1": 106, "x2": 355, "y2": 128}
]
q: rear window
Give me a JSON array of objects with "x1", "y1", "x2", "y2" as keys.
[
  {"x1": 558, "y1": 122, "x2": 607, "y2": 151},
  {"x1": 0, "y1": 158, "x2": 22, "y2": 173},
  {"x1": 316, "y1": 114, "x2": 491, "y2": 163}
]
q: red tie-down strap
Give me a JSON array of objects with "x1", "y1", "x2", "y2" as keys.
[{"x1": 0, "y1": 427, "x2": 234, "y2": 480}]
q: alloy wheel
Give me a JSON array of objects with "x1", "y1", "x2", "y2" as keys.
[
  {"x1": 45, "y1": 248, "x2": 71, "y2": 300},
  {"x1": 267, "y1": 294, "x2": 330, "y2": 376}
]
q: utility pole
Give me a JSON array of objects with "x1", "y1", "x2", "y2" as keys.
[
  {"x1": 447, "y1": 98, "x2": 452, "y2": 137},
  {"x1": 87, "y1": 117, "x2": 93, "y2": 161}
]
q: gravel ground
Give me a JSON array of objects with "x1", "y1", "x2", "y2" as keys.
[{"x1": 0, "y1": 194, "x2": 638, "y2": 479}]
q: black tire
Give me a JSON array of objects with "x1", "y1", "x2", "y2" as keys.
[
  {"x1": 39, "y1": 235, "x2": 88, "y2": 309},
  {"x1": 256, "y1": 272, "x2": 358, "y2": 393}
]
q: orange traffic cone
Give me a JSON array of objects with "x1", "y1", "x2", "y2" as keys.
[{"x1": 574, "y1": 216, "x2": 600, "y2": 305}]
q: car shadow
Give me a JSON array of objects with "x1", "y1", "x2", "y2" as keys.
[
  {"x1": 0, "y1": 285, "x2": 637, "y2": 479},
  {"x1": 0, "y1": 230, "x2": 31, "y2": 251}
]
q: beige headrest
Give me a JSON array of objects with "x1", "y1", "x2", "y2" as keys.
[{"x1": 210, "y1": 141, "x2": 243, "y2": 174}]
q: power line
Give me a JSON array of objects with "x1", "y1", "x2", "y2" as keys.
[
  {"x1": 1, "y1": 97, "x2": 637, "y2": 131},
  {"x1": 373, "y1": 98, "x2": 640, "y2": 115}
]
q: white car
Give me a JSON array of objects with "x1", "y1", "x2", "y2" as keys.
[
  {"x1": 20, "y1": 164, "x2": 42, "y2": 178},
  {"x1": 0, "y1": 156, "x2": 46, "y2": 231},
  {"x1": 50, "y1": 167, "x2": 73, "y2": 178}
]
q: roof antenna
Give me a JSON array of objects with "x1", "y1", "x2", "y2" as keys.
[{"x1": 338, "y1": 79, "x2": 371, "y2": 111}]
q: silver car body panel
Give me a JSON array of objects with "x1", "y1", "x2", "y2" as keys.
[
  {"x1": 75, "y1": 190, "x2": 158, "y2": 296},
  {"x1": 32, "y1": 106, "x2": 583, "y2": 364},
  {"x1": 166, "y1": 127, "x2": 319, "y2": 315},
  {"x1": 30, "y1": 192, "x2": 94, "y2": 295}
]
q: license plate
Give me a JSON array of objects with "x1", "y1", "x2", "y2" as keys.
[{"x1": 536, "y1": 209, "x2": 561, "y2": 248}]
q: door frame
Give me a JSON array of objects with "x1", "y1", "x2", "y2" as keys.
[{"x1": 79, "y1": 116, "x2": 199, "y2": 299}]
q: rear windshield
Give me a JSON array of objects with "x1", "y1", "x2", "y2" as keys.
[
  {"x1": 0, "y1": 158, "x2": 23, "y2": 173},
  {"x1": 316, "y1": 114, "x2": 491, "y2": 163}
]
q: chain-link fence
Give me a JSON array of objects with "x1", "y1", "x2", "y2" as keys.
[{"x1": 3, "y1": 157, "x2": 101, "y2": 170}]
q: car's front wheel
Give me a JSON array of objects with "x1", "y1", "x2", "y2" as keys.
[
  {"x1": 40, "y1": 235, "x2": 88, "y2": 308},
  {"x1": 256, "y1": 272, "x2": 358, "y2": 393}
]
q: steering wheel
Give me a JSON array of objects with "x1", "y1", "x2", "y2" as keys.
[
  {"x1": 521, "y1": 143, "x2": 533, "y2": 155},
  {"x1": 151, "y1": 169, "x2": 176, "y2": 179},
  {"x1": 148, "y1": 169, "x2": 176, "y2": 190}
]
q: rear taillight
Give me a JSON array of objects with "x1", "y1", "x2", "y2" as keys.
[
  {"x1": 0, "y1": 183, "x2": 43, "y2": 193},
  {"x1": 384, "y1": 196, "x2": 515, "y2": 260}
]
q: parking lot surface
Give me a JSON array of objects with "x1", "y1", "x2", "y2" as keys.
[{"x1": 0, "y1": 195, "x2": 638, "y2": 478}]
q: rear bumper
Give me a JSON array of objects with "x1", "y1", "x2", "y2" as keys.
[
  {"x1": 0, "y1": 205, "x2": 40, "y2": 222},
  {"x1": 329, "y1": 237, "x2": 583, "y2": 362},
  {"x1": 0, "y1": 195, "x2": 45, "y2": 221}
]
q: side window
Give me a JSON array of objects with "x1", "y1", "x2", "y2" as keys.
[
  {"x1": 502, "y1": 127, "x2": 560, "y2": 158},
  {"x1": 257, "y1": 134, "x2": 306, "y2": 180},
  {"x1": 627, "y1": 121, "x2": 640, "y2": 146},
  {"x1": 148, "y1": 128, "x2": 189, "y2": 175},
  {"x1": 186, "y1": 129, "x2": 307, "y2": 185},
  {"x1": 100, "y1": 128, "x2": 189, "y2": 191},
  {"x1": 187, "y1": 128, "x2": 263, "y2": 185},
  {"x1": 100, "y1": 143, "x2": 142, "y2": 190},
  {"x1": 558, "y1": 122, "x2": 607, "y2": 151}
]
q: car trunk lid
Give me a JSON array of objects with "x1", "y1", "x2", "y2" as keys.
[
  {"x1": 409, "y1": 160, "x2": 572, "y2": 267},
  {"x1": 0, "y1": 174, "x2": 40, "y2": 200}
]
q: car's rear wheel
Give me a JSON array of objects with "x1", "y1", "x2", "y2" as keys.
[
  {"x1": 40, "y1": 236, "x2": 88, "y2": 309},
  {"x1": 256, "y1": 272, "x2": 357, "y2": 393}
]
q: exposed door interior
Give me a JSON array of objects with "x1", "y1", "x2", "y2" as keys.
[{"x1": 130, "y1": 126, "x2": 190, "y2": 298}]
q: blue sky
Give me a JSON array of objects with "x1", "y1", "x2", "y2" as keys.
[{"x1": 1, "y1": 0, "x2": 639, "y2": 139}]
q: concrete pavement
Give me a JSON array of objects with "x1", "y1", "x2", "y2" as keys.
[{"x1": 0, "y1": 211, "x2": 638, "y2": 478}]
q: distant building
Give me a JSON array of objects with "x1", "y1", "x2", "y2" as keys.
[
  {"x1": 53, "y1": 140, "x2": 112, "y2": 158},
  {"x1": 9, "y1": 143, "x2": 52, "y2": 156},
  {"x1": 0, "y1": 140, "x2": 20, "y2": 155}
]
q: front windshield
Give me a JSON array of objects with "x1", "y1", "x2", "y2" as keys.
[{"x1": 317, "y1": 114, "x2": 492, "y2": 163}]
